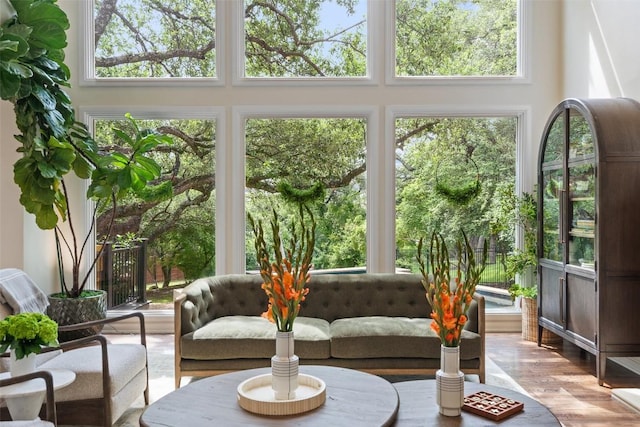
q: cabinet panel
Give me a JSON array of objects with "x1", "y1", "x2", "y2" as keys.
[
  {"x1": 601, "y1": 276, "x2": 640, "y2": 348},
  {"x1": 539, "y1": 265, "x2": 563, "y2": 327},
  {"x1": 566, "y1": 273, "x2": 595, "y2": 343}
]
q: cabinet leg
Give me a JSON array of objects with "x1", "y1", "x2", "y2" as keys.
[
  {"x1": 537, "y1": 324, "x2": 542, "y2": 346},
  {"x1": 597, "y1": 354, "x2": 606, "y2": 386}
]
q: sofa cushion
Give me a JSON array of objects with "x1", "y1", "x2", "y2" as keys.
[
  {"x1": 180, "y1": 316, "x2": 331, "y2": 360},
  {"x1": 330, "y1": 316, "x2": 481, "y2": 360},
  {"x1": 39, "y1": 344, "x2": 147, "y2": 400}
]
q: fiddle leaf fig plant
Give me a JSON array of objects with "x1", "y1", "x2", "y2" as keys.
[{"x1": 1, "y1": 0, "x2": 173, "y2": 298}]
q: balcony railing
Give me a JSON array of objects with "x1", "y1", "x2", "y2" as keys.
[{"x1": 97, "y1": 239, "x2": 148, "y2": 309}]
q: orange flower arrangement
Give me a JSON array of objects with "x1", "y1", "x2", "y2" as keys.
[
  {"x1": 248, "y1": 205, "x2": 315, "y2": 332},
  {"x1": 417, "y1": 231, "x2": 487, "y2": 347}
]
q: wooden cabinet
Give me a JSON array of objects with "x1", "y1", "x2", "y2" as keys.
[{"x1": 537, "y1": 98, "x2": 640, "y2": 385}]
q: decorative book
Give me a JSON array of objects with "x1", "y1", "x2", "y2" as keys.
[{"x1": 462, "y1": 391, "x2": 524, "y2": 421}]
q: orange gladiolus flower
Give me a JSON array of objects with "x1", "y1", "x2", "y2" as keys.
[
  {"x1": 248, "y1": 206, "x2": 316, "y2": 332},
  {"x1": 417, "y1": 230, "x2": 488, "y2": 347}
]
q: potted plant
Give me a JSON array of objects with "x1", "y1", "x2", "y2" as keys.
[
  {"x1": 505, "y1": 192, "x2": 560, "y2": 343},
  {"x1": 0, "y1": 0, "x2": 172, "y2": 338}
]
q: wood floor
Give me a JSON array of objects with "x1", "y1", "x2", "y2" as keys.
[{"x1": 487, "y1": 332, "x2": 640, "y2": 426}]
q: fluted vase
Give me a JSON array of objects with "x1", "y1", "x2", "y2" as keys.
[
  {"x1": 435, "y1": 344, "x2": 464, "y2": 416},
  {"x1": 271, "y1": 330, "x2": 299, "y2": 400}
]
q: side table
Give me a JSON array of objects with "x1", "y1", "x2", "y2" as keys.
[
  {"x1": 0, "y1": 369, "x2": 75, "y2": 421},
  {"x1": 141, "y1": 365, "x2": 399, "y2": 426},
  {"x1": 393, "y1": 380, "x2": 560, "y2": 426}
]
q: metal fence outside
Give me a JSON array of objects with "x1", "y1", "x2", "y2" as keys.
[{"x1": 97, "y1": 239, "x2": 148, "y2": 309}]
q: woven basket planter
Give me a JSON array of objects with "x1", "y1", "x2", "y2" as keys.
[
  {"x1": 521, "y1": 297, "x2": 562, "y2": 344},
  {"x1": 47, "y1": 291, "x2": 107, "y2": 342}
]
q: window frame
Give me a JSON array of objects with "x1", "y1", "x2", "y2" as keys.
[
  {"x1": 229, "y1": 105, "x2": 382, "y2": 274},
  {"x1": 77, "y1": 106, "x2": 224, "y2": 287},
  {"x1": 231, "y1": 0, "x2": 379, "y2": 86},
  {"x1": 80, "y1": 0, "x2": 225, "y2": 86},
  {"x1": 385, "y1": 0, "x2": 530, "y2": 85},
  {"x1": 387, "y1": 104, "x2": 532, "y2": 258}
]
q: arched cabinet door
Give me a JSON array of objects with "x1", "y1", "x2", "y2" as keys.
[{"x1": 537, "y1": 97, "x2": 640, "y2": 386}]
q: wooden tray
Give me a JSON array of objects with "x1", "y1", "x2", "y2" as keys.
[
  {"x1": 237, "y1": 373, "x2": 326, "y2": 416},
  {"x1": 462, "y1": 391, "x2": 524, "y2": 421}
]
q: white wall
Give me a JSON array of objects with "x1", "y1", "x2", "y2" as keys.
[
  {"x1": 563, "y1": 0, "x2": 640, "y2": 99},
  {"x1": 1, "y1": 0, "x2": 563, "y2": 292}
]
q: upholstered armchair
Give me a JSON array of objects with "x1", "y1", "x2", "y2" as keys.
[{"x1": 0, "y1": 269, "x2": 149, "y2": 426}]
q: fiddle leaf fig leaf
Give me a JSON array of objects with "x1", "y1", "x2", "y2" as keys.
[
  {"x1": 132, "y1": 155, "x2": 161, "y2": 177},
  {"x1": 0, "y1": 67, "x2": 20, "y2": 98},
  {"x1": 37, "y1": 161, "x2": 57, "y2": 179},
  {"x1": 72, "y1": 154, "x2": 93, "y2": 179},
  {"x1": 31, "y1": 83, "x2": 56, "y2": 110},
  {"x1": 35, "y1": 204, "x2": 58, "y2": 230}
]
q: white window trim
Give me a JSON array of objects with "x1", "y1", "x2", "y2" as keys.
[
  {"x1": 228, "y1": 105, "x2": 381, "y2": 274},
  {"x1": 385, "y1": 0, "x2": 531, "y2": 85},
  {"x1": 79, "y1": 0, "x2": 224, "y2": 86}
]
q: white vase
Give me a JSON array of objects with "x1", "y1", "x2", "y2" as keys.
[
  {"x1": 271, "y1": 330, "x2": 299, "y2": 400},
  {"x1": 435, "y1": 344, "x2": 465, "y2": 416},
  {"x1": 10, "y1": 350, "x2": 36, "y2": 377}
]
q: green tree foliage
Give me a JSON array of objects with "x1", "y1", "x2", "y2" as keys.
[
  {"x1": 395, "y1": 0, "x2": 517, "y2": 76},
  {"x1": 94, "y1": 118, "x2": 214, "y2": 286},
  {"x1": 94, "y1": 0, "x2": 216, "y2": 77},
  {"x1": 395, "y1": 117, "x2": 516, "y2": 271},
  {"x1": 244, "y1": 0, "x2": 365, "y2": 77}
]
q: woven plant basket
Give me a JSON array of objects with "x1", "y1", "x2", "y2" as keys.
[{"x1": 521, "y1": 297, "x2": 562, "y2": 344}]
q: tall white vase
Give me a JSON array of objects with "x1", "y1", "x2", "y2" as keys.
[
  {"x1": 271, "y1": 330, "x2": 299, "y2": 400},
  {"x1": 10, "y1": 350, "x2": 36, "y2": 377},
  {"x1": 435, "y1": 344, "x2": 465, "y2": 416}
]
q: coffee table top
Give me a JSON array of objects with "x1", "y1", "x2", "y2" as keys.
[
  {"x1": 141, "y1": 366, "x2": 398, "y2": 427},
  {"x1": 393, "y1": 380, "x2": 560, "y2": 426}
]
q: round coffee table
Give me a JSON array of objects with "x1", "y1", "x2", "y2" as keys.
[
  {"x1": 140, "y1": 366, "x2": 398, "y2": 426},
  {"x1": 393, "y1": 380, "x2": 560, "y2": 426}
]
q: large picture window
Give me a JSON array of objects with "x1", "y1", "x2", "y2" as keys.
[
  {"x1": 91, "y1": 113, "x2": 216, "y2": 307},
  {"x1": 245, "y1": 117, "x2": 367, "y2": 272},
  {"x1": 74, "y1": 1, "x2": 532, "y2": 315},
  {"x1": 394, "y1": 114, "x2": 518, "y2": 308}
]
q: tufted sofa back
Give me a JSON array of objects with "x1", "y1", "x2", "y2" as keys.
[{"x1": 178, "y1": 273, "x2": 480, "y2": 335}]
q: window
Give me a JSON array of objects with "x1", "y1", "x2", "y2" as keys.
[
  {"x1": 76, "y1": 1, "x2": 530, "y2": 316},
  {"x1": 242, "y1": 0, "x2": 368, "y2": 78},
  {"x1": 392, "y1": 0, "x2": 520, "y2": 80},
  {"x1": 244, "y1": 116, "x2": 367, "y2": 271},
  {"x1": 393, "y1": 110, "x2": 522, "y2": 310},
  {"x1": 85, "y1": 109, "x2": 218, "y2": 307},
  {"x1": 89, "y1": 0, "x2": 218, "y2": 82}
]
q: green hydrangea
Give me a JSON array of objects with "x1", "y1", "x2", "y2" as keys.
[{"x1": 0, "y1": 312, "x2": 59, "y2": 359}]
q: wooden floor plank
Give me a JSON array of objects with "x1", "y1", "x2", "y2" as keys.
[{"x1": 487, "y1": 333, "x2": 640, "y2": 426}]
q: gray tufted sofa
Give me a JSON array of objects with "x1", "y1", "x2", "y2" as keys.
[{"x1": 173, "y1": 273, "x2": 485, "y2": 388}]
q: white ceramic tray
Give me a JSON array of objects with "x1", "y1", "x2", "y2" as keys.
[{"x1": 237, "y1": 373, "x2": 326, "y2": 416}]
